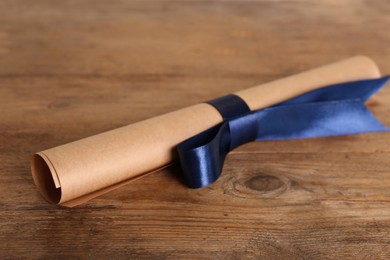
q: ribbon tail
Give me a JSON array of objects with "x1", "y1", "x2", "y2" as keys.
[
  {"x1": 278, "y1": 76, "x2": 390, "y2": 106},
  {"x1": 256, "y1": 100, "x2": 388, "y2": 141}
]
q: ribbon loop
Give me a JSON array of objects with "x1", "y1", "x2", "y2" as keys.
[
  {"x1": 177, "y1": 123, "x2": 227, "y2": 188},
  {"x1": 178, "y1": 76, "x2": 390, "y2": 189}
]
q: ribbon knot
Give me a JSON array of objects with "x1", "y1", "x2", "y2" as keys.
[{"x1": 177, "y1": 76, "x2": 390, "y2": 189}]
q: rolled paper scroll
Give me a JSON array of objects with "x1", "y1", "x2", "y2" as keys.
[{"x1": 31, "y1": 56, "x2": 383, "y2": 206}]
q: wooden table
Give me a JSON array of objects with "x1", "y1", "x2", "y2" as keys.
[{"x1": 1, "y1": 0, "x2": 390, "y2": 258}]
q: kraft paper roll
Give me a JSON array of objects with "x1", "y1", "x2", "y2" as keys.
[{"x1": 31, "y1": 56, "x2": 381, "y2": 207}]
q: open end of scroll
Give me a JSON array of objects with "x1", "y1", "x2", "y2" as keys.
[{"x1": 31, "y1": 154, "x2": 61, "y2": 204}]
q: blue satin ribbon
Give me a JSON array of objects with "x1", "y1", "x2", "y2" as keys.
[{"x1": 177, "y1": 76, "x2": 389, "y2": 189}]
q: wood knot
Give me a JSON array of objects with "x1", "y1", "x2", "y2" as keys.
[
  {"x1": 223, "y1": 171, "x2": 289, "y2": 198},
  {"x1": 245, "y1": 175, "x2": 284, "y2": 192}
]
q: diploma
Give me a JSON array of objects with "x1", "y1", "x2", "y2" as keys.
[{"x1": 31, "y1": 56, "x2": 384, "y2": 207}]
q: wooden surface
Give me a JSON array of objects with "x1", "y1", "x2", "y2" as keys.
[{"x1": 1, "y1": 0, "x2": 390, "y2": 259}]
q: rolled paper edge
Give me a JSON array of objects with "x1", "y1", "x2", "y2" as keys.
[
  {"x1": 31, "y1": 151, "x2": 173, "y2": 206},
  {"x1": 31, "y1": 153, "x2": 62, "y2": 204}
]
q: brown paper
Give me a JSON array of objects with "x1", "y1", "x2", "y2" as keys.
[{"x1": 31, "y1": 56, "x2": 381, "y2": 206}]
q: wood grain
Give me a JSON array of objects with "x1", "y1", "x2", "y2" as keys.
[{"x1": 0, "y1": 0, "x2": 390, "y2": 258}]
